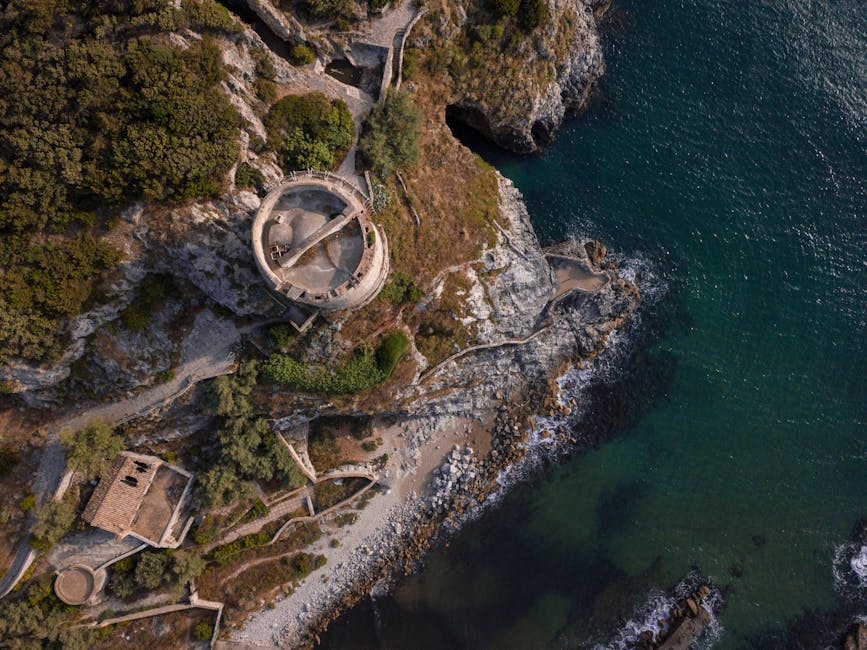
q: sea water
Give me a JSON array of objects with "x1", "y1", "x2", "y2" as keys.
[{"x1": 321, "y1": 0, "x2": 866, "y2": 647}]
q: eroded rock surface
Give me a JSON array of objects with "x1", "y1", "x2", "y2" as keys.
[{"x1": 448, "y1": 0, "x2": 608, "y2": 152}]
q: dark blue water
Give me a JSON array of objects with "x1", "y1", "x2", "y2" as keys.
[{"x1": 322, "y1": 0, "x2": 867, "y2": 647}]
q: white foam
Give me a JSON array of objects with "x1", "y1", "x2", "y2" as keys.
[
  {"x1": 833, "y1": 542, "x2": 867, "y2": 598},
  {"x1": 593, "y1": 573, "x2": 723, "y2": 650}
]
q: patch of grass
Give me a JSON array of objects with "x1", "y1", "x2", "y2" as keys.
[
  {"x1": 307, "y1": 426, "x2": 343, "y2": 472},
  {"x1": 361, "y1": 438, "x2": 381, "y2": 452},
  {"x1": 380, "y1": 272, "x2": 424, "y2": 305}
]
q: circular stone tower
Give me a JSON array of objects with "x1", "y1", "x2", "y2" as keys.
[{"x1": 252, "y1": 171, "x2": 389, "y2": 312}]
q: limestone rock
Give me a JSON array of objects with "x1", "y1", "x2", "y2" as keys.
[{"x1": 449, "y1": 0, "x2": 607, "y2": 153}]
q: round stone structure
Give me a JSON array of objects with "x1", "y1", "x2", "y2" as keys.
[
  {"x1": 54, "y1": 564, "x2": 96, "y2": 605},
  {"x1": 252, "y1": 171, "x2": 389, "y2": 311}
]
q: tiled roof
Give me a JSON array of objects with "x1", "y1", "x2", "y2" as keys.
[{"x1": 81, "y1": 452, "x2": 161, "y2": 538}]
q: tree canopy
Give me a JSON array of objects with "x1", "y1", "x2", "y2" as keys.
[
  {"x1": 264, "y1": 93, "x2": 354, "y2": 172},
  {"x1": 61, "y1": 422, "x2": 125, "y2": 480},
  {"x1": 199, "y1": 362, "x2": 306, "y2": 508},
  {"x1": 357, "y1": 90, "x2": 423, "y2": 177},
  {"x1": 0, "y1": 0, "x2": 242, "y2": 363}
]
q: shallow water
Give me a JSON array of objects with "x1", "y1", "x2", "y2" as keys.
[{"x1": 320, "y1": 0, "x2": 867, "y2": 647}]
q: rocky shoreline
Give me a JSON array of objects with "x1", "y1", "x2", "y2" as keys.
[{"x1": 234, "y1": 176, "x2": 640, "y2": 647}]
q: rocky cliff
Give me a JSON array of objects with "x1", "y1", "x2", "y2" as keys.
[{"x1": 445, "y1": 0, "x2": 609, "y2": 152}]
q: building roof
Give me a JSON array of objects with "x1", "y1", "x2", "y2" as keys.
[{"x1": 82, "y1": 451, "x2": 192, "y2": 547}]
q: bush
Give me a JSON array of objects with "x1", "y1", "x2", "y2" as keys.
[
  {"x1": 260, "y1": 331, "x2": 407, "y2": 394},
  {"x1": 19, "y1": 495, "x2": 35, "y2": 511},
  {"x1": 194, "y1": 621, "x2": 214, "y2": 641},
  {"x1": 488, "y1": 0, "x2": 520, "y2": 16},
  {"x1": 235, "y1": 162, "x2": 265, "y2": 190},
  {"x1": 380, "y1": 272, "x2": 424, "y2": 305},
  {"x1": 375, "y1": 332, "x2": 408, "y2": 376},
  {"x1": 62, "y1": 422, "x2": 125, "y2": 481},
  {"x1": 254, "y1": 77, "x2": 277, "y2": 103},
  {"x1": 357, "y1": 90, "x2": 423, "y2": 177},
  {"x1": 267, "y1": 323, "x2": 296, "y2": 350},
  {"x1": 119, "y1": 274, "x2": 178, "y2": 332},
  {"x1": 31, "y1": 500, "x2": 75, "y2": 550},
  {"x1": 254, "y1": 53, "x2": 277, "y2": 80},
  {"x1": 369, "y1": 0, "x2": 389, "y2": 10},
  {"x1": 210, "y1": 531, "x2": 271, "y2": 565},
  {"x1": 518, "y1": 0, "x2": 549, "y2": 31},
  {"x1": 289, "y1": 44, "x2": 316, "y2": 66},
  {"x1": 265, "y1": 93, "x2": 354, "y2": 172},
  {"x1": 302, "y1": 0, "x2": 354, "y2": 20}
]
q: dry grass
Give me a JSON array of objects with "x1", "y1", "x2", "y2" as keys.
[{"x1": 92, "y1": 610, "x2": 216, "y2": 649}]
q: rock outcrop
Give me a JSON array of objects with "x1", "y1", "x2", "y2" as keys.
[{"x1": 447, "y1": 0, "x2": 608, "y2": 152}]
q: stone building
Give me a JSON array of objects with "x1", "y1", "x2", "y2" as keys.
[{"x1": 251, "y1": 171, "x2": 389, "y2": 326}]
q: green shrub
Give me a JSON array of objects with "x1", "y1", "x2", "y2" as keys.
[
  {"x1": 62, "y1": 422, "x2": 125, "y2": 481},
  {"x1": 265, "y1": 93, "x2": 354, "y2": 172},
  {"x1": 155, "y1": 368, "x2": 175, "y2": 383},
  {"x1": 358, "y1": 90, "x2": 423, "y2": 177},
  {"x1": 254, "y1": 77, "x2": 278, "y2": 102},
  {"x1": 260, "y1": 331, "x2": 407, "y2": 394},
  {"x1": 235, "y1": 162, "x2": 265, "y2": 190},
  {"x1": 267, "y1": 323, "x2": 296, "y2": 350},
  {"x1": 369, "y1": 0, "x2": 389, "y2": 10},
  {"x1": 194, "y1": 621, "x2": 214, "y2": 641},
  {"x1": 488, "y1": 0, "x2": 520, "y2": 15},
  {"x1": 289, "y1": 44, "x2": 316, "y2": 65},
  {"x1": 302, "y1": 0, "x2": 354, "y2": 20},
  {"x1": 376, "y1": 332, "x2": 408, "y2": 375},
  {"x1": 119, "y1": 274, "x2": 178, "y2": 332},
  {"x1": 380, "y1": 272, "x2": 424, "y2": 305},
  {"x1": 518, "y1": 0, "x2": 549, "y2": 31},
  {"x1": 31, "y1": 500, "x2": 75, "y2": 550},
  {"x1": 210, "y1": 531, "x2": 271, "y2": 565},
  {"x1": 254, "y1": 53, "x2": 277, "y2": 80},
  {"x1": 19, "y1": 495, "x2": 35, "y2": 511}
]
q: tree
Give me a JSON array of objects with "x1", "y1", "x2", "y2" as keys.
[
  {"x1": 264, "y1": 93, "x2": 354, "y2": 172},
  {"x1": 133, "y1": 551, "x2": 170, "y2": 590},
  {"x1": 357, "y1": 90, "x2": 423, "y2": 177},
  {"x1": 31, "y1": 500, "x2": 75, "y2": 549},
  {"x1": 171, "y1": 551, "x2": 206, "y2": 587},
  {"x1": 199, "y1": 464, "x2": 251, "y2": 509},
  {"x1": 62, "y1": 422, "x2": 125, "y2": 480}
]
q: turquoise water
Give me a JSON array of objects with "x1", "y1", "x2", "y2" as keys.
[{"x1": 322, "y1": 1, "x2": 866, "y2": 647}]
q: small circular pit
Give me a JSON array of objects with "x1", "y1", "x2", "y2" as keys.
[{"x1": 54, "y1": 564, "x2": 96, "y2": 605}]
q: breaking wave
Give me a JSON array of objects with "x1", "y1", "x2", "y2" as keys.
[
  {"x1": 833, "y1": 542, "x2": 867, "y2": 599},
  {"x1": 593, "y1": 572, "x2": 724, "y2": 650}
]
